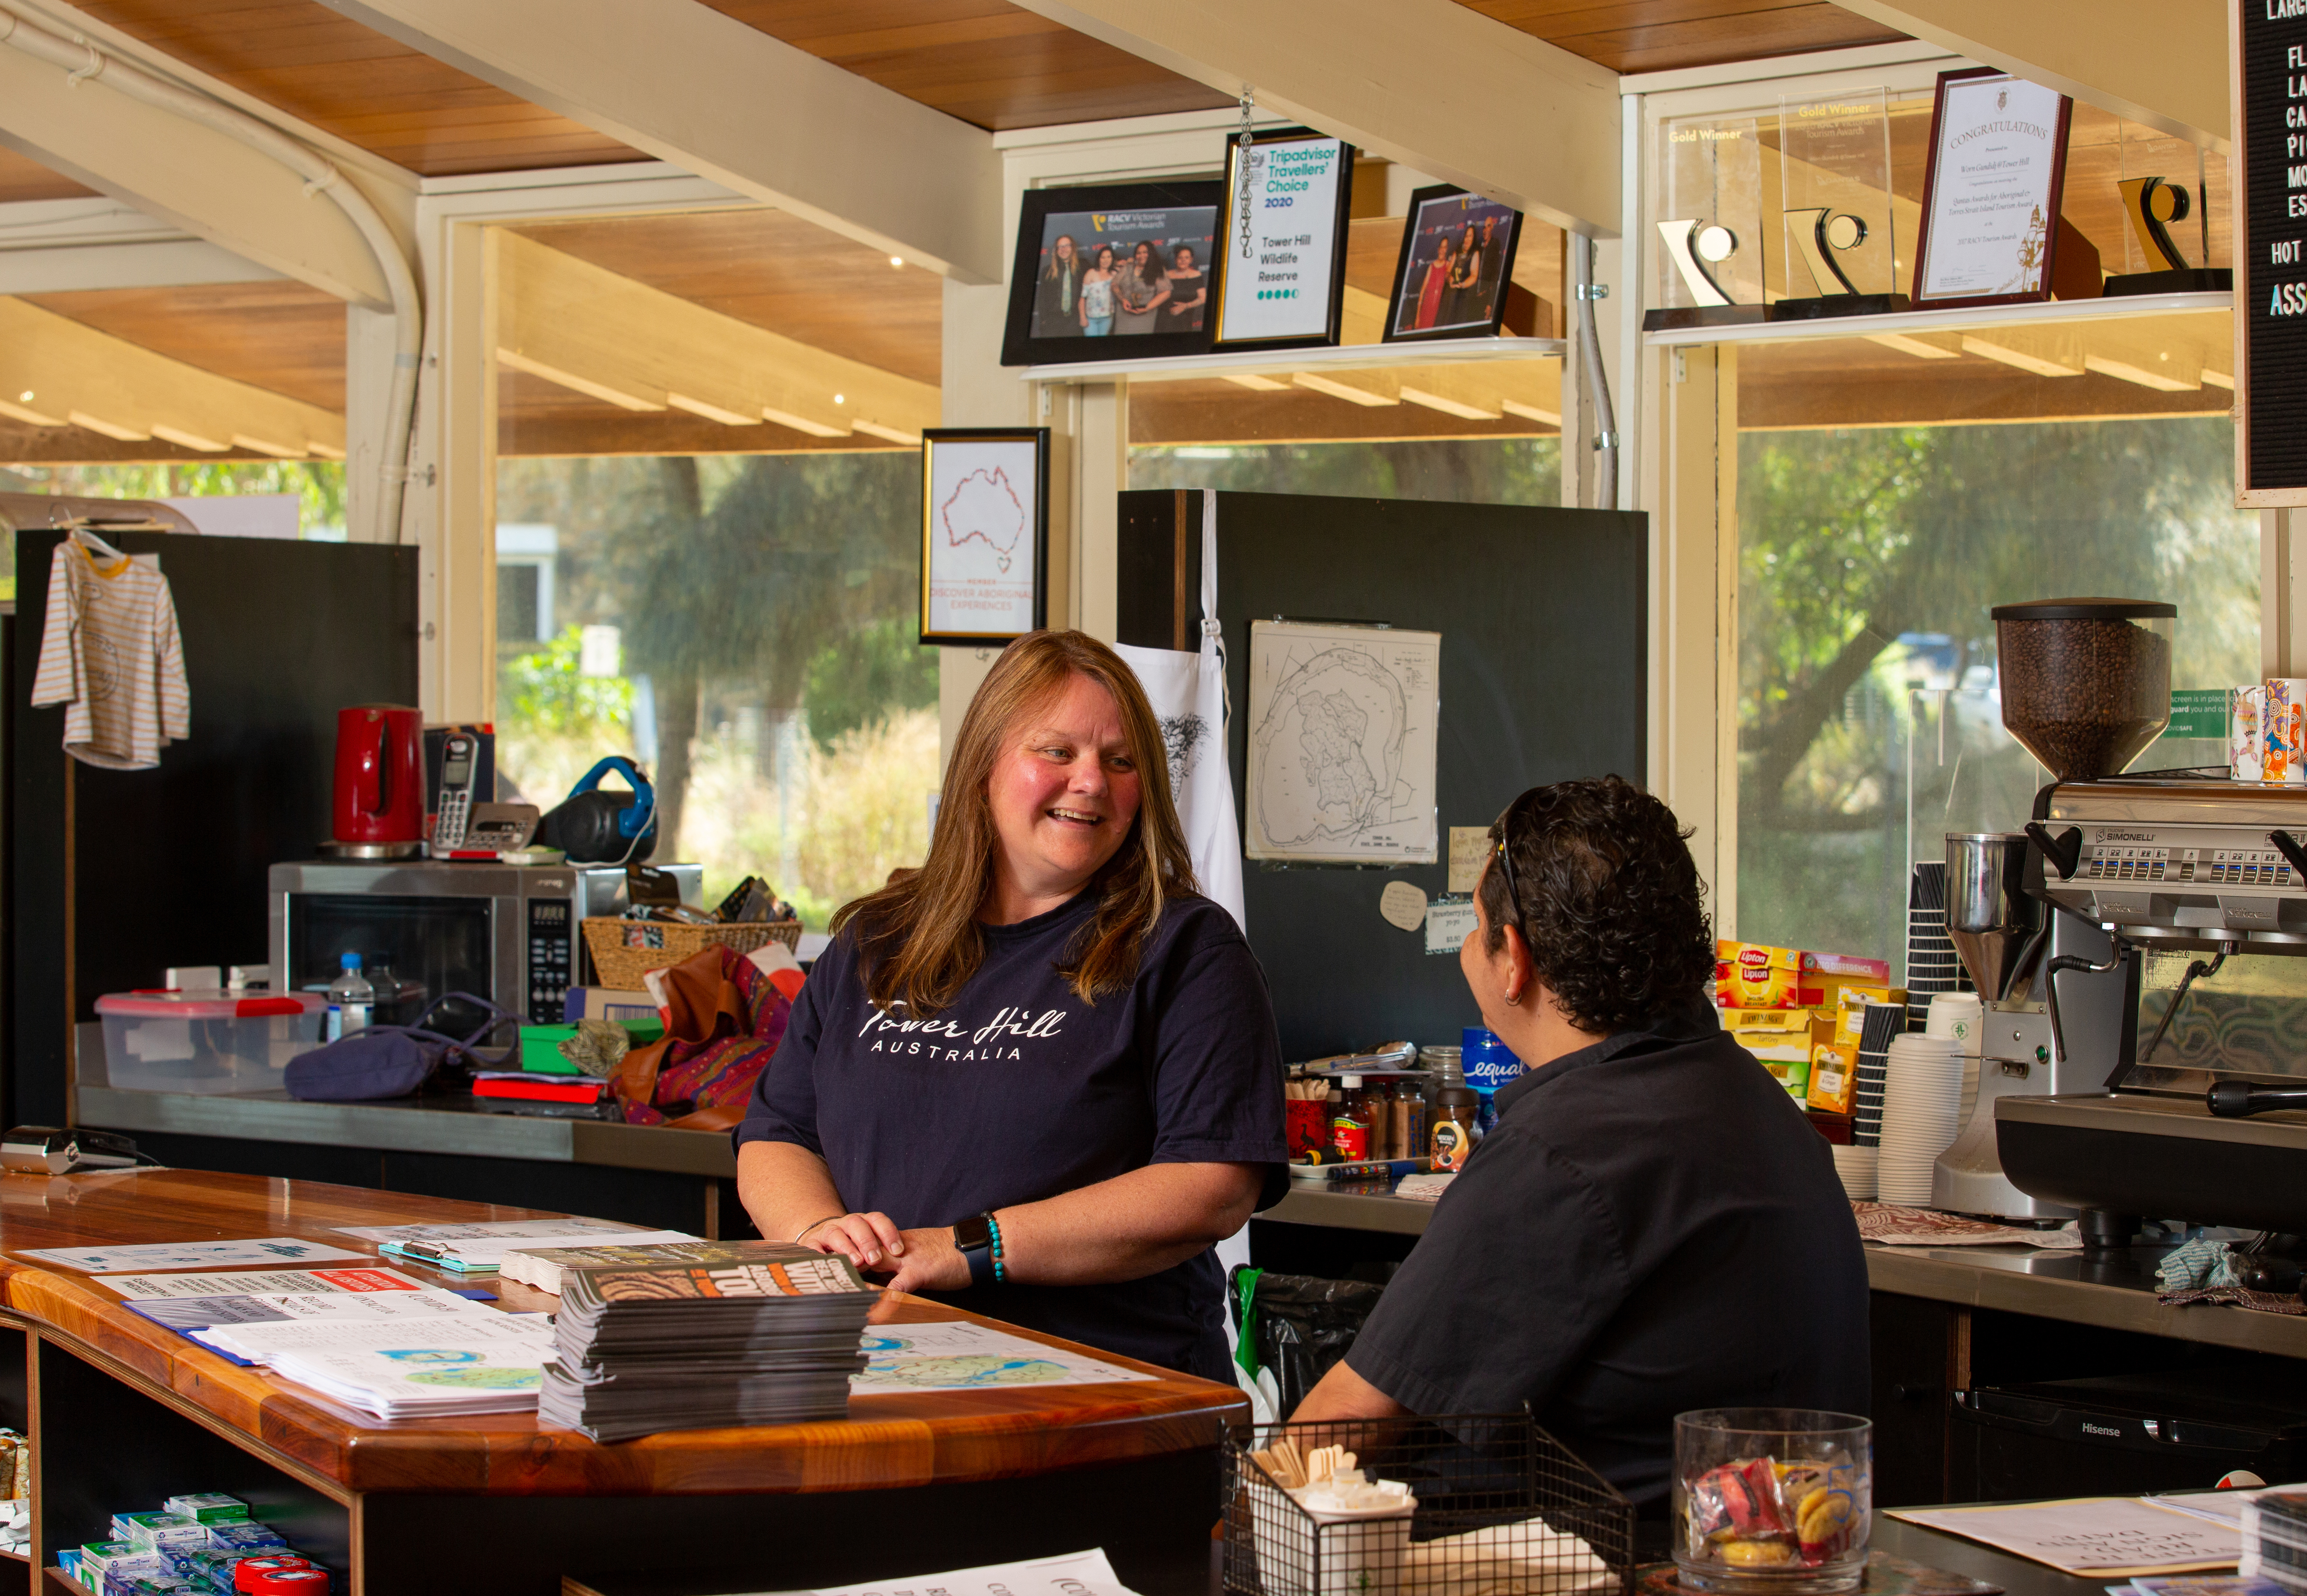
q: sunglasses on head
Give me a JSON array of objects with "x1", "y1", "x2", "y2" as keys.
[{"x1": 1492, "y1": 791, "x2": 1534, "y2": 936}]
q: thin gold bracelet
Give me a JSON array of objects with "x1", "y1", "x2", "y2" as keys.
[{"x1": 791, "y1": 1214, "x2": 843, "y2": 1244}]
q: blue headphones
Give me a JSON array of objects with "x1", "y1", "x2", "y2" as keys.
[{"x1": 540, "y1": 757, "x2": 658, "y2": 863}]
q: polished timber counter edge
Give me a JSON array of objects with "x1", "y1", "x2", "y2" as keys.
[
  {"x1": 74, "y1": 1085, "x2": 736, "y2": 1178},
  {"x1": 0, "y1": 1168, "x2": 1244, "y2": 1498},
  {"x1": 1260, "y1": 1185, "x2": 2307, "y2": 1358}
]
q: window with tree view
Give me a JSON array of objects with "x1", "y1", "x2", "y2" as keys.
[
  {"x1": 1732, "y1": 313, "x2": 2253, "y2": 975},
  {"x1": 489, "y1": 210, "x2": 940, "y2": 925}
]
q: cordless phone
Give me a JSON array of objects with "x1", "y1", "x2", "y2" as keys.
[{"x1": 429, "y1": 733, "x2": 479, "y2": 853}]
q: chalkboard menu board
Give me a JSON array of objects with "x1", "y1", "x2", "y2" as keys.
[{"x1": 2239, "y1": 0, "x2": 2307, "y2": 502}]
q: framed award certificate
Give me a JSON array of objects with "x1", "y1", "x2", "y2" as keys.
[
  {"x1": 1912, "y1": 68, "x2": 2073, "y2": 309},
  {"x1": 918, "y1": 428, "x2": 1049, "y2": 645},
  {"x1": 1209, "y1": 126, "x2": 1355, "y2": 353}
]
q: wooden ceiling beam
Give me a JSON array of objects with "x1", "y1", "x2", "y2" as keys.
[
  {"x1": 493, "y1": 230, "x2": 940, "y2": 442},
  {"x1": 0, "y1": 43, "x2": 394, "y2": 308},
  {"x1": 1003, "y1": 0, "x2": 1621, "y2": 235},
  {"x1": 320, "y1": 0, "x2": 1005, "y2": 281},
  {"x1": 0, "y1": 295, "x2": 346, "y2": 456},
  {"x1": 1833, "y1": 0, "x2": 2226, "y2": 149}
]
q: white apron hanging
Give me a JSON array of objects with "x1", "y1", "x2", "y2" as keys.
[
  {"x1": 1113, "y1": 491, "x2": 1244, "y2": 934},
  {"x1": 1113, "y1": 493, "x2": 1264, "y2": 1415}
]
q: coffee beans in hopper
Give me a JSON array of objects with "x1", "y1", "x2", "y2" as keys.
[{"x1": 1998, "y1": 616, "x2": 2171, "y2": 781}]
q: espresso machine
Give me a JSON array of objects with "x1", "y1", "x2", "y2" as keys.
[{"x1": 1943, "y1": 599, "x2": 2307, "y2": 1239}]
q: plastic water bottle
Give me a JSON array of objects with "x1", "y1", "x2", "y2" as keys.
[{"x1": 325, "y1": 952, "x2": 375, "y2": 1041}]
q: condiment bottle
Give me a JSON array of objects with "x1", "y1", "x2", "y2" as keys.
[
  {"x1": 1397, "y1": 1081, "x2": 1428, "y2": 1160},
  {"x1": 1331, "y1": 1075, "x2": 1373, "y2": 1161},
  {"x1": 1431, "y1": 1086, "x2": 1479, "y2": 1170}
]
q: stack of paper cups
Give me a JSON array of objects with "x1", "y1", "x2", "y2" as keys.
[
  {"x1": 1906, "y1": 862, "x2": 1971, "y2": 1034},
  {"x1": 1851, "y1": 999, "x2": 1907, "y2": 1147},
  {"x1": 1877, "y1": 1033, "x2": 1967, "y2": 1206},
  {"x1": 1926, "y1": 992, "x2": 1983, "y2": 1129},
  {"x1": 2270, "y1": 679, "x2": 2307, "y2": 785},
  {"x1": 2235, "y1": 685, "x2": 2269, "y2": 782},
  {"x1": 1830, "y1": 1144, "x2": 1878, "y2": 1202}
]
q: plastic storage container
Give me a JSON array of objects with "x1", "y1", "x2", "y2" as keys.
[
  {"x1": 96, "y1": 990, "x2": 327, "y2": 1094},
  {"x1": 1989, "y1": 598, "x2": 2175, "y2": 782}
]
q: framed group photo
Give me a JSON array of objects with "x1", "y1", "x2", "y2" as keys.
[
  {"x1": 919, "y1": 428, "x2": 1049, "y2": 646},
  {"x1": 1382, "y1": 186, "x2": 1524, "y2": 343},
  {"x1": 1000, "y1": 182, "x2": 1221, "y2": 367}
]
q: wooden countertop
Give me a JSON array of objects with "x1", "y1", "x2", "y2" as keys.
[{"x1": 0, "y1": 1168, "x2": 1244, "y2": 1499}]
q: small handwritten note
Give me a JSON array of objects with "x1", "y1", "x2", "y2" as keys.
[{"x1": 1448, "y1": 827, "x2": 1491, "y2": 893}]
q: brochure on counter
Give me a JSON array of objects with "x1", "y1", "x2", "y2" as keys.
[
  {"x1": 13, "y1": 1237, "x2": 368, "y2": 1272},
  {"x1": 100, "y1": 1266, "x2": 429, "y2": 1299},
  {"x1": 853, "y1": 1320, "x2": 1152, "y2": 1392},
  {"x1": 725, "y1": 1547, "x2": 1141, "y2": 1596},
  {"x1": 193, "y1": 1307, "x2": 552, "y2": 1366},
  {"x1": 1889, "y1": 1497, "x2": 2248, "y2": 1575}
]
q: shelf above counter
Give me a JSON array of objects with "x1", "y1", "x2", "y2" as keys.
[
  {"x1": 1640, "y1": 290, "x2": 2232, "y2": 349},
  {"x1": 1022, "y1": 334, "x2": 1567, "y2": 385}
]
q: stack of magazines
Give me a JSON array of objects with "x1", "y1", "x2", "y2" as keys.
[
  {"x1": 504, "y1": 1236, "x2": 816, "y2": 1294},
  {"x1": 539, "y1": 1247, "x2": 878, "y2": 1442}
]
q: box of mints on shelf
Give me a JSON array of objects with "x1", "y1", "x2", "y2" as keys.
[
  {"x1": 207, "y1": 1520, "x2": 289, "y2": 1552},
  {"x1": 113, "y1": 1510, "x2": 207, "y2": 1552},
  {"x1": 164, "y1": 1493, "x2": 248, "y2": 1526}
]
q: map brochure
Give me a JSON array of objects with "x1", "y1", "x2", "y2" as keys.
[
  {"x1": 12, "y1": 1238, "x2": 368, "y2": 1273},
  {"x1": 1888, "y1": 1497, "x2": 2244, "y2": 1575},
  {"x1": 130, "y1": 1287, "x2": 500, "y2": 1334},
  {"x1": 192, "y1": 1308, "x2": 553, "y2": 1367},
  {"x1": 852, "y1": 1319, "x2": 1154, "y2": 1392},
  {"x1": 1246, "y1": 619, "x2": 1441, "y2": 865},
  {"x1": 102, "y1": 1267, "x2": 428, "y2": 1300}
]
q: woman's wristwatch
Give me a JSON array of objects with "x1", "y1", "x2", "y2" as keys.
[{"x1": 953, "y1": 1210, "x2": 1005, "y2": 1288}]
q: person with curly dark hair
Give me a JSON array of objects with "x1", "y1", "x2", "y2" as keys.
[{"x1": 1292, "y1": 775, "x2": 1868, "y2": 1520}]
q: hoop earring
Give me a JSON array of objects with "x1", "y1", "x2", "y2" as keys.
[{"x1": 1505, "y1": 989, "x2": 1523, "y2": 1007}]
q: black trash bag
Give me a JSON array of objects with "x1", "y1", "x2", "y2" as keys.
[{"x1": 1232, "y1": 1267, "x2": 1387, "y2": 1416}]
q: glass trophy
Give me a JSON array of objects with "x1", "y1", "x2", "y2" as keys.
[
  {"x1": 2105, "y1": 121, "x2": 2229, "y2": 294},
  {"x1": 1646, "y1": 112, "x2": 1768, "y2": 330},
  {"x1": 1773, "y1": 87, "x2": 1907, "y2": 317}
]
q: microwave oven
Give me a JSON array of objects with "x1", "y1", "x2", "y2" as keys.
[{"x1": 267, "y1": 860, "x2": 702, "y2": 1027}]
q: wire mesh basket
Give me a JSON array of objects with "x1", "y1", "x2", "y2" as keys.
[{"x1": 1224, "y1": 1410, "x2": 1634, "y2": 1596}]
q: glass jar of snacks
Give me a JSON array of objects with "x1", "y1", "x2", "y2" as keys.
[{"x1": 1673, "y1": 1409, "x2": 1870, "y2": 1593}]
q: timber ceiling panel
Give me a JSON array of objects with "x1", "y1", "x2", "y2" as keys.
[
  {"x1": 0, "y1": 147, "x2": 95, "y2": 203},
  {"x1": 700, "y1": 0, "x2": 1232, "y2": 129},
  {"x1": 71, "y1": 1, "x2": 645, "y2": 175},
  {"x1": 21, "y1": 282, "x2": 346, "y2": 411},
  {"x1": 1451, "y1": 0, "x2": 1906, "y2": 75},
  {"x1": 508, "y1": 211, "x2": 943, "y2": 385},
  {"x1": 498, "y1": 368, "x2": 902, "y2": 457}
]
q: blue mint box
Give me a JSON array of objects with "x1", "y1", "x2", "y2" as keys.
[{"x1": 206, "y1": 1522, "x2": 286, "y2": 1552}]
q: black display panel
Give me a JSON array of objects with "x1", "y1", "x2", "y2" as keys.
[
  {"x1": 1117, "y1": 489, "x2": 1648, "y2": 1058},
  {"x1": 2240, "y1": 0, "x2": 2307, "y2": 494}
]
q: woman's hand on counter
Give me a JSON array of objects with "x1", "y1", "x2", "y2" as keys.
[{"x1": 799, "y1": 1213, "x2": 970, "y2": 1291}]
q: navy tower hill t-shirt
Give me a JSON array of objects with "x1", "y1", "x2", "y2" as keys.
[
  {"x1": 735, "y1": 887, "x2": 1289, "y2": 1382},
  {"x1": 1343, "y1": 996, "x2": 1870, "y2": 1511}
]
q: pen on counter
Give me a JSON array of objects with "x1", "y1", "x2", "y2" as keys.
[{"x1": 1290, "y1": 1157, "x2": 1435, "y2": 1181}]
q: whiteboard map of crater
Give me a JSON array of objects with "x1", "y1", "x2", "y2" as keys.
[{"x1": 1247, "y1": 620, "x2": 1440, "y2": 864}]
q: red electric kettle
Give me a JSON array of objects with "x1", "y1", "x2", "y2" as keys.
[{"x1": 327, "y1": 704, "x2": 426, "y2": 859}]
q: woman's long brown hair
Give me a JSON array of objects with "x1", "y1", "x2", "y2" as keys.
[{"x1": 831, "y1": 629, "x2": 1199, "y2": 1015}]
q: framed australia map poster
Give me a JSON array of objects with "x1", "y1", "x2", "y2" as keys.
[{"x1": 920, "y1": 428, "x2": 1049, "y2": 644}]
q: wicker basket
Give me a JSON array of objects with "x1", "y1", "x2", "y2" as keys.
[{"x1": 580, "y1": 917, "x2": 802, "y2": 990}]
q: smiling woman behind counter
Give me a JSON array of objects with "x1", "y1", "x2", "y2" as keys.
[{"x1": 734, "y1": 629, "x2": 1288, "y2": 1381}]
